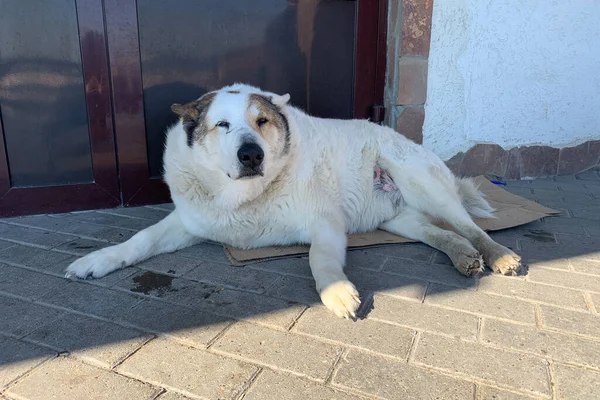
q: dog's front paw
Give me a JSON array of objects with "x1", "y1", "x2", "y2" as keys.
[
  {"x1": 65, "y1": 248, "x2": 125, "y2": 279},
  {"x1": 320, "y1": 280, "x2": 361, "y2": 320}
]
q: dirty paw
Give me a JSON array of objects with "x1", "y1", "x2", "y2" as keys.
[
  {"x1": 491, "y1": 253, "x2": 522, "y2": 276},
  {"x1": 320, "y1": 280, "x2": 361, "y2": 320},
  {"x1": 454, "y1": 252, "x2": 485, "y2": 277}
]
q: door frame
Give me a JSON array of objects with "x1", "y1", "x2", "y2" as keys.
[
  {"x1": 105, "y1": 0, "x2": 389, "y2": 207},
  {"x1": 0, "y1": 0, "x2": 120, "y2": 217}
]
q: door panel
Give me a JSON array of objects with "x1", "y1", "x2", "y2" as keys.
[
  {"x1": 0, "y1": 0, "x2": 119, "y2": 217},
  {"x1": 0, "y1": 0, "x2": 94, "y2": 187}
]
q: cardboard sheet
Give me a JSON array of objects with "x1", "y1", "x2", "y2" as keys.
[{"x1": 223, "y1": 176, "x2": 560, "y2": 265}]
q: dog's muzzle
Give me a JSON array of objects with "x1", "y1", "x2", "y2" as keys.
[{"x1": 237, "y1": 142, "x2": 264, "y2": 178}]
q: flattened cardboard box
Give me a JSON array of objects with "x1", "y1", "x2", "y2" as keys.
[{"x1": 223, "y1": 176, "x2": 559, "y2": 265}]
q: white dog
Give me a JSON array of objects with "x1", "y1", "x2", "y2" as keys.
[{"x1": 66, "y1": 84, "x2": 521, "y2": 319}]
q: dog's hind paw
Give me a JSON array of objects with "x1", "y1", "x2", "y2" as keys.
[
  {"x1": 484, "y1": 243, "x2": 522, "y2": 276},
  {"x1": 320, "y1": 280, "x2": 361, "y2": 320}
]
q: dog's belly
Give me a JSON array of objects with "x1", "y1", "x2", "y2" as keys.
[{"x1": 341, "y1": 165, "x2": 404, "y2": 234}]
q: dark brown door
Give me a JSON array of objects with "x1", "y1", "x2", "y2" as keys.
[
  {"x1": 0, "y1": 0, "x2": 386, "y2": 216},
  {"x1": 105, "y1": 0, "x2": 387, "y2": 206},
  {"x1": 0, "y1": 0, "x2": 119, "y2": 217}
]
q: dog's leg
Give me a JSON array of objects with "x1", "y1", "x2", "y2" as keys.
[
  {"x1": 309, "y1": 220, "x2": 360, "y2": 319},
  {"x1": 378, "y1": 155, "x2": 521, "y2": 275},
  {"x1": 441, "y1": 210, "x2": 522, "y2": 275},
  {"x1": 65, "y1": 211, "x2": 200, "y2": 279},
  {"x1": 380, "y1": 209, "x2": 484, "y2": 276}
]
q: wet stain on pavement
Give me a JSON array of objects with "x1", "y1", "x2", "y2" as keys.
[{"x1": 131, "y1": 271, "x2": 176, "y2": 295}]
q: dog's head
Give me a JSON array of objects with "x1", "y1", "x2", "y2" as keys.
[{"x1": 171, "y1": 84, "x2": 292, "y2": 184}]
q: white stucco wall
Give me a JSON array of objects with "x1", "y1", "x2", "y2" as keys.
[{"x1": 423, "y1": 0, "x2": 600, "y2": 160}]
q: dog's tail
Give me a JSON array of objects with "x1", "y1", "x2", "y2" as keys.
[{"x1": 455, "y1": 177, "x2": 496, "y2": 219}]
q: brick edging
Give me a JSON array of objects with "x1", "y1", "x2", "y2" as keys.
[{"x1": 445, "y1": 141, "x2": 600, "y2": 179}]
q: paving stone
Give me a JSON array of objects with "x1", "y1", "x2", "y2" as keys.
[
  {"x1": 0, "y1": 264, "x2": 68, "y2": 300},
  {"x1": 368, "y1": 242, "x2": 435, "y2": 263},
  {"x1": 98, "y1": 207, "x2": 170, "y2": 221},
  {"x1": 584, "y1": 224, "x2": 600, "y2": 238},
  {"x1": 538, "y1": 217, "x2": 588, "y2": 236},
  {"x1": 0, "y1": 239, "x2": 14, "y2": 251},
  {"x1": 538, "y1": 305, "x2": 600, "y2": 340},
  {"x1": 293, "y1": 305, "x2": 414, "y2": 358},
  {"x1": 25, "y1": 313, "x2": 151, "y2": 368},
  {"x1": 199, "y1": 288, "x2": 306, "y2": 329},
  {"x1": 333, "y1": 350, "x2": 474, "y2": 400},
  {"x1": 425, "y1": 283, "x2": 536, "y2": 323},
  {"x1": 592, "y1": 293, "x2": 600, "y2": 311},
  {"x1": 478, "y1": 385, "x2": 542, "y2": 400},
  {"x1": 7, "y1": 356, "x2": 159, "y2": 400},
  {"x1": 575, "y1": 170, "x2": 600, "y2": 180},
  {"x1": 368, "y1": 293, "x2": 479, "y2": 339},
  {"x1": 553, "y1": 363, "x2": 600, "y2": 400},
  {"x1": 155, "y1": 391, "x2": 194, "y2": 400},
  {"x1": 0, "y1": 245, "x2": 71, "y2": 268},
  {"x1": 556, "y1": 234, "x2": 600, "y2": 261},
  {"x1": 383, "y1": 258, "x2": 476, "y2": 288},
  {"x1": 7, "y1": 215, "x2": 136, "y2": 243},
  {"x1": 571, "y1": 207, "x2": 600, "y2": 220},
  {"x1": 60, "y1": 225, "x2": 135, "y2": 243},
  {"x1": 346, "y1": 269, "x2": 427, "y2": 301},
  {"x1": 0, "y1": 295, "x2": 63, "y2": 337},
  {"x1": 583, "y1": 183, "x2": 600, "y2": 194},
  {"x1": 532, "y1": 188, "x2": 590, "y2": 203},
  {"x1": 0, "y1": 223, "x2": 74, "y2": 248},
  {"x1": 117, "y1": 338, "x2": 256, "y2": 399},
  {"x1": 117, "y1": 299, "x2": 232, "y2": 346},
  {"x1": 518, "y1": 240, "x2": 573, "y2": 267},
  {"x1": 247, "y1": 257, "x2": 313, "y2": 278},
  {"x1": 245, "y1": 370, "x2": 364, "y2": 400},
  {"x1": 6, "y1": 214, "x2": 78, "y2": 230},
  {"x1": 414, "y1": 333, "x2": 550, "y2": 396},
  {"x1": 115, "y1": 271, "x2": 218, "y2": 307},
  {"x1": 477, "y1": 274, "x2": 588, "y2": 310},
  {"x1": 184, "y1": 261, "x2": 280, "y2": 293},
  {"x1": 482, "y1": 318, "x2": 600, "y2": 369},
  {"x1": 40, "y1": 281, "x2": 142, "y2": 318},
  {"x1": 266, "y1": 275, "x2": 320, "y2": 304},
  {"x1": 345, "y1": 249, "x2": 388, "y2": 271},
  {"x1": 57, "y1": 211, "x2": 151, "y2": 231},
  {"x1": 53, "y1": 237, "x2": 111, "y2": 256},
  {"x1": 147, "y1": 203, "x2": 175, "y2": 211},
  {"x1": 556, "y1": 180, "x2": 595, "y2": 192},
  {"x1": 213, "y1": 321, "x2": 341, "y2": 380},
  {"x1": 176, "y1": 242, "x2": 230, "y2": 264},
  {"x1": 0, "y1": 336, "x2": 55, "y2": 387},
  {"x1": 527, "y1": 268, "x2": 600, "y2": 293},
  {"x1": 137, "y1": 254, "x2": 200, "y2": 276}
]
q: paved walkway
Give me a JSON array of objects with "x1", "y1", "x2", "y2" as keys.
[{"x1": 1, "y1": 172, "x2": 600, "y2": 400}]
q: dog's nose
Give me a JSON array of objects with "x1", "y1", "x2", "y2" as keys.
[{"x1": 237, "y1": 143, "x2": 264, "y2": 169}]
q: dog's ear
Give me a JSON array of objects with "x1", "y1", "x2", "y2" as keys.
[
  {"x1": 271, "y1": 93, "x2": 290, "y2": 107},
  {"x1": 171, "y1": 102, "x2": 200, "y2": 119}
]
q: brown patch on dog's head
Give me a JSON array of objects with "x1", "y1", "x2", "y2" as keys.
[
  {"x1": 247, "y1": 93, "x2": 291, "y2": 153},
  {"x1": 171, "y1": 92, "x2": 217, "y2": 147}
]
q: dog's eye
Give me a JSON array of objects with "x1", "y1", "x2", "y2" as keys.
[
  {"x1": 216, "y1": 121, "x2": 230, "y2": 129},
  {"x1": 257, "y1": 117, "x2": 268, "y2": 127}
]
